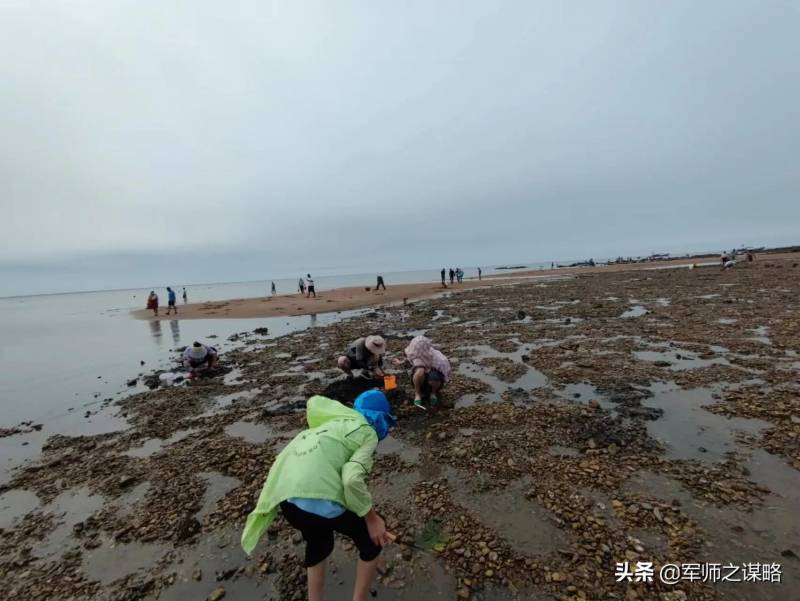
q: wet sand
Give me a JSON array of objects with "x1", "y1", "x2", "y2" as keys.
[
  {"x1": 4, "y1": 256, "x2": 800, "y2": 600},
  {"x1": 132, "y1": 252, "x2": 800, "y2": 321}
]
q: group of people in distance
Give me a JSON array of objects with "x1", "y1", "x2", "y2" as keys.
[
  {"x1": 145, "y1": 287, "x2": 187, "y2": 316},
  {"x1": 441, "y1": 267, "x2": 466, "y2": 287},
  {"x1": 242, "y1": 334, "x2": 451, "y2": 600}
]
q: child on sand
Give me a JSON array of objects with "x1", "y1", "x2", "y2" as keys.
[
  {"x1": 182, "y1": 342, "x2": 219, "y2": 376},
  {"x1": 241, "y1": 391, "x2": 396, "y2": 601},
  {"x1": 338, "y1": 335, "x2": 386, "y2": 378},
  {"x1": 146, "y1": 291, "x2": 159, "y2": 316},
  {"x1": 299, "y1": 277, "x2": 306, "y2": 295}
]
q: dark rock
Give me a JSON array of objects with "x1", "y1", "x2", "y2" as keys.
[
  {"x1": 126, "y1": 378, "x2": 138, "y2": 387},
  {"x1": 517, "y1": 310, "x2": 526, "y2": 320},
  {"x1": 253, "y1": 327, "x2": 270, "y2": 335}
]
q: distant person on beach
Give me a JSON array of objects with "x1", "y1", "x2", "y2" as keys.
[
  {"x1": 720, "y1": 252, "x2": 729, "y2": 266},
  {"x1": 298, "y1": 278, "x2": 306, "y2": 295},
  {"x1": 183, "y1": 341, "x2": 219, "y2": 376},
  {"x1": 271, "y1": 281, "x2": 276, "y2": 296},
  {"x1": 146, "y1": 291, "x2": 159, "y2": 316},
  {"x1": 456, "y1": 268, "x2": 464, "y2": 283},
  {"x1": 449, "y1": 268, "x2": 455, "y2": 285},
  {"x1": 375, "y1": 275, "x2": 386, "y2": 291},
  {"x1": 166, "y1": 287, "x2": 177, "y2": 315},
  {"x1": 478, "y1": 267, "x2": 482, "y2": 280},
  {"x1": 182, "y1": 287, "x2": 187, "y2": 303},
  {"x1": 306, "y1": 274, "x2": 316, "y2": 298},
  {"x1": 440, "y1": 268, "x2": 446, "y2": 287},
  {"x1": 338, "y1": 335, "x2": 386, "y2": 379},
  {"x1": 747, "y1": 252, "x2": 755, "y2": 262},
  {"x1": 241, "y1": 391, "x2": 396, "y2": 601},
  {"x1": 394, "y1": 335, "x2": 451, "y2": 409}
]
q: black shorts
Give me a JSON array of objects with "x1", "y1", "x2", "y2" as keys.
[
  {"x1": 280, "y1": 501, "x2": 381, "y2": 567},
  {"x1": 168, "y1": 300, "x2": 176, "y2": 307},
  {"x1": 412, "y1": 367, "x2": 445, "y2": 397}
]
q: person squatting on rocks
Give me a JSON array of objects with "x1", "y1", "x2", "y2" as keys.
[
  {"x1": 394, "y1": 335, "x2": 451, "y2": 409},
  {"x1": 241, "y1": 391, "x2": 397, "y2": 601},
  {"x1": 338, "y1": 335, "x2": 386, "y2": 379},
  {"x1": 146, "y1": 291, "x2": 159, "y2": 316},
  {"x1": 182, "y1": 341, "x2": 219, "y2": 376},
  {"x1": 166, "y1": 287, "x2": 177, "y2": 315}
]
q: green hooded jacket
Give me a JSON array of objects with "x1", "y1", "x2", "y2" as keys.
[{"x1": 240, "y1": 395, "x2": 378, "y2": 554}]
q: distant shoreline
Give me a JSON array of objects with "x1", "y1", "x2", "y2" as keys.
[{"x1": 131, "y1": 251, "x2": 800, "y2": 321}]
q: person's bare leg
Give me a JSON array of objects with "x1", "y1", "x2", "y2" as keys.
[
  {"x1": 412, "y1": 369, "x2": 425, "y2": 402},
  {"x1": 338, "y1": 356, "x2": 353, "y2": 377},
  {"x1": 307, "y1": 560, "x2": 326, "y2": 601},
  {"x1": 352, "y1": 558, "x2": 378, "y2": 601}
]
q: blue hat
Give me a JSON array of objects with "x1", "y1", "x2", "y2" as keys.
[{"x1": 354, "y1": 390, "x2": 397, "y2": 441}]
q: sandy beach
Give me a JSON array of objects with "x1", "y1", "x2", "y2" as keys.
[
  {"x1": 4, "y1": 256, "x2": 800, "y2": 600},
  {"x1": 132, "y1": 252, "x2": 800, "y2": 321}
]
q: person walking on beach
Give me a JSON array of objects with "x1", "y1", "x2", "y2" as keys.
[
  {"x1": 478, "y1": 267, "x2": 482, "y2": 280},
  {"x1": 298, "y1": 277, "x2": 306, "y2": 295},
  {"x1": 182, "y1": 287, "x2": 188, "y2": 303},
  {"x1": 440, "y1": 268, "x2": 446, "y2": 288},
  {"x1": 449, "y1": 268, "x2": 455, "y2": 285},
  {"x1": 338, "y1": 335, "x2": 386, "y2": 379},
  {"x1": 456, "y1": 268, "x2": 464, "y2": 283},
  {"x1": 165, "y1": 287, "x2": 177, "y2": 315},
  {"x1": 306, "y1": 274, "x2": 316, "y2": 298},
  {"x1": 375, "y1": 275, "x2": 386, "y2": 291},
  {"x1": 146, "y1": 291, "x2": 159, "y2": 316},
  {"x1": 271, "y1": 281, "x2": 277, "y2": 296},
  {"x1": 241, "y1": 391, "x2": 396, "y2": 601},
  {"x1": 183, "y1": 341, "x2": 219, "y2": 376},
  {"x1": 393, "y1": 335, "x2": 451, "y2": 409}
]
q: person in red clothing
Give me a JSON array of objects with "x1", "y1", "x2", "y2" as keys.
[{"x1": 146, "y1": 291, "x2": 159, "y2": 316}]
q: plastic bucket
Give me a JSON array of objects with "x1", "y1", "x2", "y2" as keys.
[{"x1": 383, "y1": 374, "x2": 397, "y2": 391}]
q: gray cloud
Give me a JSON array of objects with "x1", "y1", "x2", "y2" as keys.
[{"x1": 2, "y1": 0, "x2": 798, "y2": 295}]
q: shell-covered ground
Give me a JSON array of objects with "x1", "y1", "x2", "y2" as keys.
[{"x1": 2, "y1": 259, "x2": 799, "y2": 601}]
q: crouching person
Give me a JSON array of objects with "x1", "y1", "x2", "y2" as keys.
[
  {"x1": 337, "y1": 335, "x2": 386, "y2": 378},
  {"x1": 394, "y1": 335, "x2": 451, "y2": 409},
  {"x1": 182, "y1": 341, "x2": 218, "y2": 376},
  {"x1": 241, "y1": 391, "x2": 397, "y2": 601}
]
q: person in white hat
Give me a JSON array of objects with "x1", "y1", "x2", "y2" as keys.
[
  {"x1": 337, "y1": 335, "x2": 386, "y2": 379},
  {"x1": 182, "y1": 341, "x2": 219, "y2": 376}
]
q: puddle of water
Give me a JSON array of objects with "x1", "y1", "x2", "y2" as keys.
[
  {"x1": 555, "y1": 382, "x2": 615, "y2": 410},
  {"x1": 444, "y1": 473, "x2": 567, "y2": 555},
  {"x1": 642, "y1": 383, "x2": 770, "y2": 461},
  {"x1": 717, "y1": 318, "x2": 737, "y2": 325},
  {"x1": 633, "y1": 350, "x2": 730, "y2": 371},
  {"x1": 224, "y1": 420, "x2": 275, "y2": 444},
  {"x1": 625, "y1": 462, "x2": 800, "y2": 601},
  {"x1": 377, "y1": 434, "x2": 421, "y2": 465},
  {"x1": 196, "y1": 472, "x2": 241, "y2": 520},
  {"x1": 0, "y1": 488, "x2": 40, "y2": 528},
  {"x1": 223, "y1": 368, "x2": 244, "y2": 385},
  {"x1": 698, "y1": 294, "x2": 721, "y2": 299},
  {"x1": 36, "y1": 486, "x2": 106, "y2": 559},
  {"x1": 620, "y1": 305, "x2": 648, "y2": 318},
  {"x1": 199, "y1": 388, "x2": 262, "y2": 417},
  {"x1": 654, "y1": 298, "x2": 671, "y2": 307},
  {"x1": 82, "y1": 534, "x2": 168, "y2": 585},
  {"x1": 124, "y1": 428, "x2": 196, "y2": 458},
  {"x1": 749, "y1": 326, "x2": 772, "y2": 345},
  {"x1": 547, "y1": 445, "x2": 580, "y2": 457},
  {"x1": 156, "y1": 526, "x2": 266, "y2": 601}
]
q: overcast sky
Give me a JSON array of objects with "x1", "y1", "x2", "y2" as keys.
[{"x1": 1, "y1": 1, "x2": 798, "y2": 296}]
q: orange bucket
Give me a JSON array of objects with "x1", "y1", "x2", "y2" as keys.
[{"x1": 383, "y1": 374, "x2": 397, "y2": 391}]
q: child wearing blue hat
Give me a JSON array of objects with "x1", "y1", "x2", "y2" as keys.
[{"x1": 242, "y1": 389, "x2": 397, "y2": 601}]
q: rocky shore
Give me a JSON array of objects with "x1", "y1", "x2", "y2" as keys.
[{"x1": 2, "y1": 258, "x2": 799, "y2": 601}]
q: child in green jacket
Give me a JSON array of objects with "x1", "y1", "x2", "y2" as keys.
[{"x1": 241, "y1": 390, "x2": 396, "y2": 601}]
